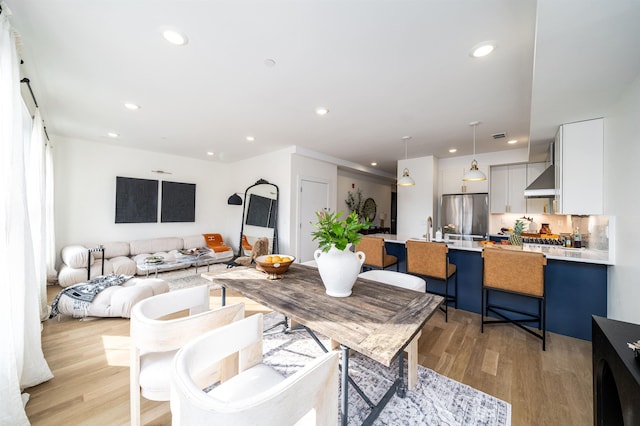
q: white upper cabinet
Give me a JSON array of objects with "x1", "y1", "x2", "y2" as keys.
[
  {"x1": 491, "y1": 162, "x2": 548, "y2": 214},
  {"x1": 440, "y1": 168, "x2": 466, "y2": 194},
  {"x1": 490, "y1": 164, "x2": 526, "y2": 213},
  {"x1": 555, "y1": 118, "x2": 604, "y2": 215}
]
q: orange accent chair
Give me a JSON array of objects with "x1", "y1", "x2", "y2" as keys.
[
  {"x1": 241, "y1": 234, "x2": 253, "y2": 255},
  {"x1": 202, "y1": 233, "x2": 232, "y2": 253}
]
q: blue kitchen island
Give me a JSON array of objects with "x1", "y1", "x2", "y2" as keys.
[{"x1": 378, "y1": 235, "x2": 611, "y2": 341}]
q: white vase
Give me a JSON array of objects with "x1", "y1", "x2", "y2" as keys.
[{"x1": 313, "y1": 244, "x2": 365, "y2": 297}]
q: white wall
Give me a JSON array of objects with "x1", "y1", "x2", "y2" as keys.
[
  {"x1": 605, "y1": 74, "x2": 640, "y2": 324},
  {"x1": 337, "y1": 170, "x2": 393, "y2": 227},
  {"x1": 54, "y1": 138, "x2": 235, "y2": 260},
  {"x1": 227, "y1": 147, "x2": 294, "y2": 254},
  {"x1": 290, "y1": 153, "x2": 338, "y2": 259},
  {"x1": 53, "y1": 138, "x2": 298, "y2": 266},
  {"x1": 396, "y1": 156, "x2": 437, "y2": 238}
]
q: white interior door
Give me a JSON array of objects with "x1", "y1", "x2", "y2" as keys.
[{"x1": 298, "y1": 179, "x2": 329, "y2": 262}]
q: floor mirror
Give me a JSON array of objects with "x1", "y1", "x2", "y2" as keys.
[{"x1": 239, "y1": 179, "x2": 279, "y2": 255}]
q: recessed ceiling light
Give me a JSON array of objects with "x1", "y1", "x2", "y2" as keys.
[
  {"x1": 124, "y1": 103, "x2": 140, "y2": 110},
  {"x1": 206, "y1": 151, "x2": 214, "y2": 156},
  {"x1": 264, "y1": 58, "x2": 276, "y2": 67},
  {"x1": 107, "y1": 132, "x2": 119, "y2": 138},
  {"x1": 316, "y1": 107, "x2": 329, "y2": 116},
  {"x1": 246, "y1": 136, "x2": 255, "y2": 142},
  {"x1": 371, "y1": 162, "x2": 377, "y2": 166},
  {"x1": 449, "y1": 148, "x2": 457, "y2": 153},
  {"x1": 507, "y1": 139, "x2": 518, "y2": 144},
  {"x1": 470, "y1": 41, "x2": 496, "y2": 58},
  {"x1": 162, "y1": 29, "x2": 188, "y2": 46}
]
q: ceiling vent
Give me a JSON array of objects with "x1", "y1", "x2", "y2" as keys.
[{"x1": 491, "y1": 132, "x2": 507, "y2": 139}]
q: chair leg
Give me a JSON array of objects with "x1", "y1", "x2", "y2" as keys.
[
  {"x1": 444, "y1": 278, "x2": 449, "y2": 322},
  {"x1": 481, "y1": 287, "x2": 485, "y2": 333},
  {"x1": 454, "y1": 274, "x2": 458, "y2": 309},
  {"x1": 542, "y1": 297, "x2": 546, "y2": 351}
]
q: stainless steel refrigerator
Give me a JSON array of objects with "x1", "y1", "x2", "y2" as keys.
[{"x1": 439, "y1": 193, "x2": 489, "y2": 239}]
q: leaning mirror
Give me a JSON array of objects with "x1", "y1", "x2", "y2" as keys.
[{"x1": 239, "y1": 179, "x2": 279, "y2": 256}]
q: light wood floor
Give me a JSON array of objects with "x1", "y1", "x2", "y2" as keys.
[{"x1": 25, "y1": 285, "x2": 593, "y2": 425}]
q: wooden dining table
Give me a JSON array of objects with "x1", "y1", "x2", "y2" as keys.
[{"x1": 203, "y1": 263, "x2": 443, "y2": 425}]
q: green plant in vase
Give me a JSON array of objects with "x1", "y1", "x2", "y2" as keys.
[{"x1": 509, "y1": 219, "x2": 525, "y2": 246}]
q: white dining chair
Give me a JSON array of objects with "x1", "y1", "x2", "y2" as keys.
[
  {"x1": 358, "y1": 270, "x2": 426, "y2": 390},
  {"x1": 129, "y1": 285, "x2": 245, "y2": 426},
  {"x1": 170, "y1": 313, "x2": 340, "y2": 426}
]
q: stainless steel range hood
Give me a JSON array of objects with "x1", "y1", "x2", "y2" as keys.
[{"x1": 524, "y1": 166, "x2": 556, "y2": 198}]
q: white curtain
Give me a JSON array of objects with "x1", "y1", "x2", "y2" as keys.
[
  {"x1": 0, "y1": 12, "x2": 53, "y2": 425},
  {"x1": 27, "y1": 109, "x2": 50, "y2": 320},
  {"x1": 45, "y1": 140, "x2": 57, "y2": 283}
]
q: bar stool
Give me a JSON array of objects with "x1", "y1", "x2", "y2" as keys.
[
  {"x1": 481, "y1": 247, "x2": 547, "y2": 350},
  {"x1": 405, "y1": 240, "x2": 457, "y2": 322},
  {"x1": 355, "y1": 236, "x2": 399, "y2": 271}
]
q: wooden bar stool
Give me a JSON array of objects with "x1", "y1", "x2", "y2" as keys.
[
  {"x1": 481, "y1": 247, "x2": 548, "y2": 350},
  {"x1": 405, "y1": 240, "x2": 457, "y2": 322},
  {"x1": 355, "y1": 236, "x2": 399, "y2": 271}
]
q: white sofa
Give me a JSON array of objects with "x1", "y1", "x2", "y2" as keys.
[
  {"x1": 58, "y1": 235, "x2": 234, "y2": 287},
  {"x1": 53, "y1": 277, "x2": 170, "y2": 318}
]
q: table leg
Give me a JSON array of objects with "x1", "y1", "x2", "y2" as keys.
[
  {"x1": 397, "y1": 350, "x2": 406, "y2": 398},
  {"x1": 340, "y1": 344, "x2": 349, "y2": 426},
  {"x1": 221, "y1": 287, "x2": 226, "y2": 307}
]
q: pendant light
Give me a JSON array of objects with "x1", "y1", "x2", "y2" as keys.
[
  {"x1": 462, "y1": 121, "x2": 487, "y2": 182},
  {"x1": 397, "y1": 136, "x2": 416, "y2": 187}
]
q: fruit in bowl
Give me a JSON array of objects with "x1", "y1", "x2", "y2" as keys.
[{"x1": 255, "y1": 255, "x2": 296, "y2": 280}]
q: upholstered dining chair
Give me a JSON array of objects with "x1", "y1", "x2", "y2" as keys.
[
  {"x1": 170, "y1": 313, "x2": 340, "y2": 426},
  {"x1": 355, "y1": 236, "x2": 399, "y2": 271},
  {"x1": 405, "y1": 240, "x2": 457, "y2": 322},
  {"x1": 129, "y1": 285, "x2": 245, "y2": 426},
  {"x1": 481, "y1": 247, "x2": 548, "y2": 350},
  {"x1": 358, "y1": 270, "x2": 426, "y2": 390}
]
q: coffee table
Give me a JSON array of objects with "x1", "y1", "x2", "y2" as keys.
[{"x1": 203, "y1": 264, "x2": 442, "y2": 425}]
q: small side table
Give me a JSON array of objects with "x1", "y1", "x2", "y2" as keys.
[
  {"x1": 592, "y1": 315, "x2": 640, "y2": 425},
  {"x1": 142, "y1": 261, "x2": 164, "y2": 278},
  {"x1": 87, "y1": 246, "x2": 105, "y2": 280}
]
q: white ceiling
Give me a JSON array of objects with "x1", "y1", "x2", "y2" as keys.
[{"x1": 5, "y1": 0, "x2": 640, "y2": 178}]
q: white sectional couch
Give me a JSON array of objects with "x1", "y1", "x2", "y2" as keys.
[{"x1": 58, "y1": 234, "x2": 234, "y2": 287}]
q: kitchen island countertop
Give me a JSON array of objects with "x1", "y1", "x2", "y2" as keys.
[{"x1": 367, "y1": 234, "x2": 613, "y2": 265}]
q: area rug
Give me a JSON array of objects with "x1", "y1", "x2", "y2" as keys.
[
  {"x1": 261, "y1": 313, "x2": 511, "y2": 426},
  {"x1": 156, "y1": 264, "x2": 231, "y2": 290}
]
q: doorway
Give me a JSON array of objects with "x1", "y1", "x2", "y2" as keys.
[{"x1": 298, "y1": 178, "x2": 329, "y2": 262}]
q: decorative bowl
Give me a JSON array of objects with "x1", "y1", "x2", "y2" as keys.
[{"x1": 255, "y1": 255, "x2": 296, "y2": 280}]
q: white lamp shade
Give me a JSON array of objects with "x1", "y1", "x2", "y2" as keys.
[
  {"x1": 462, "y1": 161, "x2": 487, "y2": 182},
  {"x1": 397, "y1": 168, "x2": 415, "y2": 186}
]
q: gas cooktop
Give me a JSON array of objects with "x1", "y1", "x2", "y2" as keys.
[{"x1": 522, "y1": 237, "x2": 564, "y2": 245}]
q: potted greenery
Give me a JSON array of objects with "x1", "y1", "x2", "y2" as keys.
[{"x1": 311, "y1": 210, "x2": 371, "y2": 297}]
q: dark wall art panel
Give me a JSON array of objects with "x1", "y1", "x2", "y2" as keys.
[
  {"x1": 115, "y1": 177, "x2": 159, "y2": 223},
  {"x1": 161, "y1": 181, "x2": 196, "y2": 223},
  {"x1": 246, "y1": 194, "x2": 276, "y2": 228}
]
